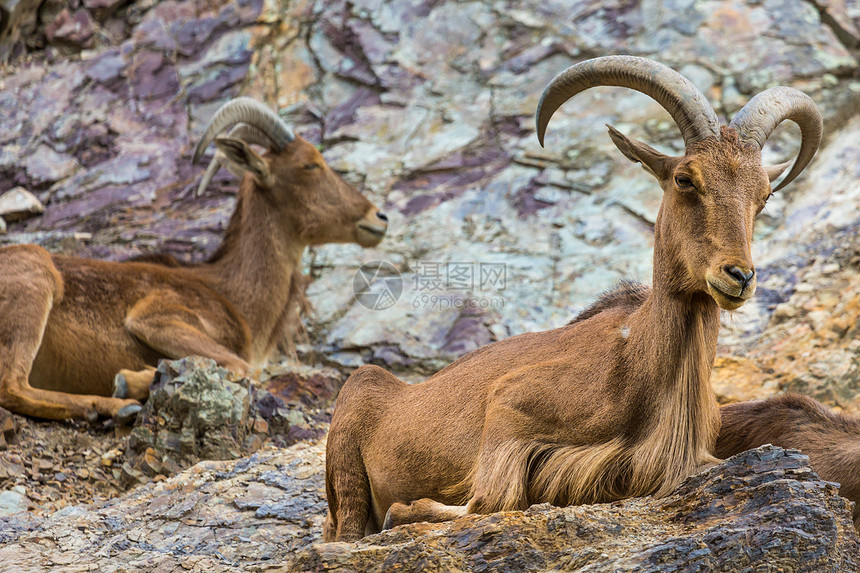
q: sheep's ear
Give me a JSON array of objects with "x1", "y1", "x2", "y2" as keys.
[
  {"x1": 606, "y1": 124, "x2": 675, "y2": 181},
  {"x1": 214, "y1": 136, "x2": 271, "y2": 184},
  {"x1": 765, "y1": 160, "x2": 792, "y2": 183}
]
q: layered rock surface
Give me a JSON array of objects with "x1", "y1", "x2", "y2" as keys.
[{"x1": 1, "y1": 445, "x2": 857, "y2": 572}]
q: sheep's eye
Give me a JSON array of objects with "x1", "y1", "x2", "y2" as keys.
[
  {"x1": 304, "y1": 163, "x2": 320, "y2": 170},
  {"x1": 674, "y1": 175, "x2": 695, "y2": 189}
]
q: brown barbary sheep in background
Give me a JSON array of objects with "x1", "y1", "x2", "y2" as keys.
[
  {"x1": 323, "y1": 55, "x2": 823, "y2": 542},
  {"x1": 0, "y1": 97, "x2": 389, "y2": 423},
  {"x1": 717, "y1": 394, "x2": 860, "y2": 531}
]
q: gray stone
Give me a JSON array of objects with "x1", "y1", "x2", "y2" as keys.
[
  {"x1": 124, "y1": 357, "x2": 254, "y2": 483},
  {"x1": 21, "y1": 145, "x2": 79, "y2": 185},
  {"x1": 123, "y1": 357, "x2": 337, "y2": 485},
  {"x1": 0, "y1": 441, "x2": 329, "y2": 571},
  {"x1": 0, "y1": 487, "x2": 28, "y2": 517},
  {"x1": 0, "y1": 186, "x2": 44, "y2": 222}
]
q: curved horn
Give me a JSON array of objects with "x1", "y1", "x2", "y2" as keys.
[
  {"x1": 228, "y1": 123, "x2": 277, "y2": 149},
  {"x1": 195, "y1": 123, "x2": 276, "y2": 197},
  {"x1": 728, "y1": 87, "x2": 822, "y2": 192},
  {"x1": 192, "y1": 97, "x2": 295, "y2": 164},
  {"x1": 536, "y1": 56, "x2": 721, "y2": 149}
]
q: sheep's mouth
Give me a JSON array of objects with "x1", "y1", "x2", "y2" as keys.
[
  {"x1": 706, "y1": 281, "x2": 748, "y2": 310},
  {"x1": 358, "y1": 225, "x2": 386, "y2": 238}
]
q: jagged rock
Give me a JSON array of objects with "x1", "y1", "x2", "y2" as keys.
[
  {"x1": 21, "y1": 145, "x2": 79, "y2": 187},
  {"x1": 43, "y1": 8, "x2": 96, "y2": 49},
  {"x1": 813, "y1": 0, "x2": 860, "y2": 47},
  {"x1": 123, "y1": 357, "x2": 334, "y2": 485},
  {"x1": 0, "y1": 407, "x2": 16, "y2": 450},
  {"x1": 0, "y1": 0, "x2": 857, "y2": 557},
  {"x1": 259, "y1": 363, "x2": 346, "y2": 409},
  {"x1": 0, "y1": 0, "x2": 856, "y2": 390},
  {"x1": 0, "y1": 186, "x2": 45, "y2": 222},
  {"x1": 290, "y1": 446, "x2": 860, "y2": 572},
  {"x1": 83, "y1": 0, "x2": 128, "y2": 21},
  {"x1": 123, "y1": 357, "x2": 256, "y2": 484},
  {"x1": 0, "y1": 0, "x2": 43, "y2": 57},
  {"x1": 0, "y1": 441, "x2": 329, "y2": 571},
  {"x1": 0, "y1": 486, "x2": 28, "y2": 517}
]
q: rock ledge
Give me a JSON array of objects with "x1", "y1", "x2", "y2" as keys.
[{"x1": 291, "y1": 446, "x2": 860, "y2": 572}]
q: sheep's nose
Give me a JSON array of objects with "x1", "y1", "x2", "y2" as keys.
[
  {"x1": 724, "y1": 265, "x2": 754, "y2": 289},
  {"x1": 376, "y1": 212, "x2": 388, "y2": 222}
]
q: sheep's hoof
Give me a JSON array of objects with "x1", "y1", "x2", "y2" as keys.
[
  {"x1": 112, "y1": 373, "x2": 129, "y2": 399},
  {"x1": 114, "y1": 403, "x2": 142, "y2": 425},
  {"x1": 84, "y1": 408, "x2": 99, "y2": 424}
]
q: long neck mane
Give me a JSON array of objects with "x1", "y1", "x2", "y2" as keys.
[
  {"x1": 623, "y1": 240, "x2": 722, "y2": 497},
  {"x1": 194, "y1": 177, "x2": 309, "y2": 364}
]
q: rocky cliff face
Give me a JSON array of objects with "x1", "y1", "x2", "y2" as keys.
[{"x1": 0, "y1": 0, "x2": 858, "y2": 570}]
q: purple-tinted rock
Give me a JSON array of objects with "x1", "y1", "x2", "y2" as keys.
[
  {"x1": 325, "y1": 87, "x2": 381, "y2": 135},
  {"x1": 347, "y1": 18, "x2": 392, "y2": 65},
  {"x1": 260, "y1": 367, "x2": 346, "y2": 409},
  {"x1": 504, "y1": 43, "x2": 560, "y2": 74},
  {"x1": 83, "y1": 0, "x2": 129, "y2": 19},
  {"x1": 175, "y1": 17, "x2": 219, "y2": 57},
  {"x1": 512, "y1": 179, "x2": 556, "y2": 218},
  {"x1": 441, "y1": 307, "x2": 494, "y2": 356},
  {"x1": 186, "y1": 64, "x2": 247, "y2": 103},
  {"x1": 312, "y1": 21, "x2": 379, "y2": 86},
  {"x1": 131, "y1": 18, "x2": 177, "y2": 52},
  {"x1": 254, "y1": 392, "x2": 288, "y2": 424},
  {"x1": 86, "y1": 49, "x2": 125, "y2": 85},
  {"x1": 128, "y1": 51, "x2": 180, "y2": 101},
  {"x1": 44, "y1": 9, "x2": 96, "y2": 48},
  {"x1": 813, "y1": 0, "x2": 860, "y2": 47},
  {"x1": 22, "y1": 145, "x2": 79, "y2": 186}
]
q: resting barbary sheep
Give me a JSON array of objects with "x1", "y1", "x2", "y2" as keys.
[
  {"x1": 323, "y1": 56, "x2": 822, "y2": 541},
  {"x1": 718, "y1": 394, "x2": 860, "y2": 531},
  {"x1": 0, "y1": 98, "x2": 388, "y2": 423}
]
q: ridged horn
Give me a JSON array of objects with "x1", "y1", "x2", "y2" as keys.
[
  {"x1": 195, "y1": 123, "x2": 274, "y2": 197},
  {"x1": 729, "y1": 87, "x2": 822, "y2": 192},
  {"x1": 192, "y1": 97, "x2": 294, "y2": 164},
  {"x1": 536, "y1": 56, "x2": 721, "y2": 148}
]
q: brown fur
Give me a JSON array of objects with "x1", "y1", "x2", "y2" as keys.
[
  {"x1": 717, "y1": 394, "x2": 860, "y2": 531},
  {"x1": 0, "y1": 134, "x2": 387, "y2": 421},
  {"x1": 324, "y1": 125, "x2": 785, "y2": 541}
]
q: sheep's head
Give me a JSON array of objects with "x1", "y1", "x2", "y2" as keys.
[
  {"x1": 537, "y1": 56, "x2": 822, "y2": 310},
  {"x1": 193, "y1": 98, "x2": 388, "y2": 248}
]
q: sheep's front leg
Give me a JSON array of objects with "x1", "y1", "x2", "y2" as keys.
[{"x1": 123, "y1": 291, "x2": 251, "y2": 384}]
